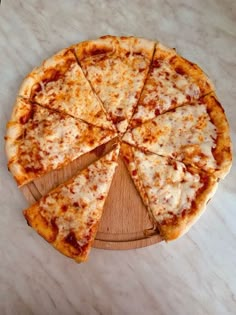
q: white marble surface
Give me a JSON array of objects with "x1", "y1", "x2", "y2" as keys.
[{"x1": 0, "y1": 0, "x2": 236, "y2": 314}]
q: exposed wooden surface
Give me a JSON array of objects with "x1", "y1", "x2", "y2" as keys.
[{"x1": 20, "y1": 140, "x2": 162, "y2": 250}]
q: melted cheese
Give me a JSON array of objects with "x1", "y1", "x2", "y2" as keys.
[
  {"x1": 79, "y1": 49, "x2": 153, "y2": 134},
  {"x1": 39, "y1": 147, "x2": 119, "y2": 242},
  {"x1": 132, "y1": 59, "x2": 200, "y2": 124},
  {"x1": 18, "y1": 104, "x2": 115, "y2": 176},
  {"x1": 32, "y1": 51, "x2": 113, "y2": 130},
  {"x1": 132, "y1": 149, "x2": 203, "y2": 221},
  {"x1": 123, "y1": 104, "x2": 217, "y2": 172}
]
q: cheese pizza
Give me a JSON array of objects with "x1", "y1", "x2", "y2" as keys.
[
  {"x1": 131, "y1": 42, "x2": 214, "y2": 127},
  {"x1": 121, "y1": 143, "x2": 218, "y2": 240},
  {"x1": 74, "y1": 35, "x2": 155, "y2": 134},
  {"x1": 5, "y1": 98, "x2": 116, "y2": 186},
  {"x1": 123, "y1": 94, "x2": 232, "y2": 179},
  {"x1": 18, "y1": 48, "x2": 113, "y2": 130},
  {"x1": 24, "y1": 146, "x2": 119, "y2": 262},
  {"x1": 4, "y1": 36, "x2": 232, "y2": 261}
]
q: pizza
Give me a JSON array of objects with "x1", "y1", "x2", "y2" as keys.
[
  {"x1": 24, "y1": 146, "x2": 119, "y2": 262},
  {"x1": 5, "y1": 36, "x2": 232, "y2": 262},
  {"x1": 123, "y1": 93, "x2": 232, "y2": 179},
  {"x1": 130, "y1": 42, "x2": 214, "y2": 127},
  {"x1": 18, "y1": 48, "x2": 113, "y2": 130},
  {"x1": 74, "y1": 35, "x2": 155, "y2": 134},
  {"x1": 121, "y1": 143, "x2": 218, "y2": 240},
  {"x1": 5, "y1": 98, "x2": 116, "y2": 186}
]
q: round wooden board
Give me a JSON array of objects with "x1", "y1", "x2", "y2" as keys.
[{"x1": 20, "y1": 141, "x2": 162, "y2": 250}]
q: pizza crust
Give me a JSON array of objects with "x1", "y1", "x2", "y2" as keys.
[
  {"x1": 18, "y1": 48, "x2": 75, "y2": 99},
  {"x1": 24, "y1": 202, "x2": 59, "y2": 243},
  {"x1": 175, "y1": 93, "x2": 232, "y2": 179},
  {"x1": 157, "y1": 172, "x2": 218, "y2": 241},
  {"x1": 74, "y1": 36, "x2": 155, "y2": 134},
  {"x1": 5, "y1": 98, "x2": 117, "y2": 186},
  {"x1": 123, "y1": 92, "x2": 232, "y2": 179},
  {"x1": 202, "y1": 93, "x2": 232, "y2": 178},
  {"x1": 130, "y1": 42, "x2": 215, "y2": 127},
  {"x1": 75, "y1": 35, "x2": 155, "y2": 61},
  {"x1": 18, "y1": 48, "x2": 113, "y2": 130},
  {"x1": 159, "y1": 181, "x2": 218, "y2": 240},
  {"x1": 5, "y1": 98, "x2": 33, "y2": 185},
  {"x1": 121, "y1": 143, "x2": 219, "y2": 241},
  {"x1": 24, "y1": 203, "x2": 99, "y2": 262},
  {"x1": 155, "y1": 42, "x2": 214, "y2": 96},
  {"x1": 23, "y1": 147, "x2": 119, "y2": 263},
  {"x1": 73, "y1": 36, "x2": 114, "y2": 60},
  {"x1": 4, "y1": 36, "x2": 233, "y2": 252}
]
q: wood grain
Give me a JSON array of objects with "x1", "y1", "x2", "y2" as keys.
[{"x1": 20, "y1": 140, "x2": 162, "y2": 250}]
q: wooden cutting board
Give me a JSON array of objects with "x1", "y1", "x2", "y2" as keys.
[{"x1": 20, "y1": 140, "x2": 162, "y2": 250}]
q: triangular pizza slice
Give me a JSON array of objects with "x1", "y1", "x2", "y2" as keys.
[
  {"x1": 23, "y1": 145, "x2": 119, "y2": 263},
  {"x1": 130, "y1": 42, "x2": 214, "y2": 127},
  {"x1": 18, "y1": 48, "x2": 113, "y2": 130},
  {"x1": 5, "y1": 98, "x2": 117, "y2": 186},
  {"x1": 121, "y1": 143, "x2": 218, "y2": 241},
  {"x1": 74, "y1": 35, "x2": 155, "y2": 134},
  {"x1": 123, "y1": 94, "x2": 232, "y2": 179}
]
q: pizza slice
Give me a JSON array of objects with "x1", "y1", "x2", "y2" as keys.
[
  {"x1": 5, "y1": 98, "x2": 117, "y2": 186},
  {"x1": 74, "y1": 35, "x2": 155, "y2": 134},
  {"x1": 18, "y1": 48, "x2": 113, "y2": 130},
  {"x1": 121, "y1": 143, "x2": 218, "y2": 241},
  {"x1": 130, "y1": 42, "x2": 214, "y2": 127},
  {"x1": 23, "y1": 145, "x2": 119, "y2": 263},
  {"x1": 123, "y1": 94, "x2": 232, "y2": 179}
]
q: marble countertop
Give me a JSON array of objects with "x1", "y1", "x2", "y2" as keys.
[{"x1": 0, "y1": 0, "x2": 236, "y2": 314}]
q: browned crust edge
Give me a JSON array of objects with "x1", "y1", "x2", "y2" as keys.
[
  {"x1": 123, "y1": 92, "x2": 232, "y2": 180},
  {"x1": 158, "y1": 169, "x2": 218, "y2": 241},
  {"x1": 74, "y1": 35, "x2": 155, "y2": 62},
  {"x1": 23, "y1": 146, "x2": 120, "y2": 263},
  {"x1": 121, "y1": 143, "x2": 219, "y2": 241},
  {"x1": 5, "y1": 98, "x2": 34, "y2": 186},
  {"x1": 203, "y1": 93, "x2": 232, "y2": 179},
  {"x1": 155, "y1": 42, "x2": 215, "y2": 96},
  {"x1": 23, "y1": 203, "x2": 92, "y2": 263}
]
